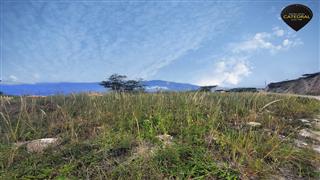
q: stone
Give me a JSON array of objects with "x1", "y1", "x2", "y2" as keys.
[
  {"x1": 312, "y1": 145, "x2": 320, "y2": 153},
  {"x1": 298, "y1": 119, "x2": 310, "y2": 123},
  {"x1": 26, "y1": 138, "x2": 60, "y2": 153},
  {"x1": 299, "y1": 129, "x2": 320, "y2": 142},
  {"x1": 305, "y1": 123, "x2": 312, "y2": 127},
  {"x1": 157, "y1": 134, "x2": 173, "y2": 145},
  {"x1": 294, "y1": 139, "x2": 308, "y2": 148},
  {"x1": 312, "y1": 119, "x2": 320, "y2": 129},
  {"x1": 278, "y1": 135, "x2": 286, "y2": 140},
  {"x1": 313, "y1": 122, "x2": 320, "y2": 130},
  {"x1": 246, "y1": 122, "x2": 262, "y2": 127}
]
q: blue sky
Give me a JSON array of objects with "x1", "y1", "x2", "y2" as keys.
[{"x1": 1, "y1": 0, "x2": 319, "y2": 87}]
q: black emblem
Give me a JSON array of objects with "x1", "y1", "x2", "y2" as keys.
[{"x1": 281, "y1": 4, "x2": 313, "y2": 31}]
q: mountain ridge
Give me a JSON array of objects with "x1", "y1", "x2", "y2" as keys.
[{"x1": 0, "y1": 80, "x2": 200, "y2": 96}]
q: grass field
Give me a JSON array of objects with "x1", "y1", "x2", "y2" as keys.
[{"x1": 1, "y1": 92, "x2": 320, "y2": 179}]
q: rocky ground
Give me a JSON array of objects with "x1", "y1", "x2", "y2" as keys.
[{"x1": 296, "y1": 115, "x2": 320, "y2": 155}]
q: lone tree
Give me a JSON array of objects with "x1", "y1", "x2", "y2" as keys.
[
  {"x1": 124, "y1": 79, "x2": 144, "y2": 91},
  {"x1": 199, "y1": 85, "x2": 217, "y2": 92},
  {"x1": 100, "y1": 74, "x2": 145, "y2": 92}
]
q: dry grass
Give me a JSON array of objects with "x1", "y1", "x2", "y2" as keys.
[{"x1": 0, "y1": 92, "x2": 320, "y2": 179}]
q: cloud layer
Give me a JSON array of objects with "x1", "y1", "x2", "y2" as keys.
[
  {"x1": 198, "y1": 57, "x2": 251, "y2": 86},
  {"x1": 232, "y1": 29, "x2": 302, "y2": 54},
  {"x1": 3, "y1": 2, "x2": 240, "y2": 83},
  {"x1": 198, "y1": 27, "x2": 302, "y2": 86}
]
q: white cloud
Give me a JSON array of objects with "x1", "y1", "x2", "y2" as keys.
[
  {"x1": 9, "y1": 75, "x2": 18, "y2": 82},
  {"x1": 232, "y1": 32, "x2": 273, "y2": 53},
  {"x1": 231, "y1": 27, "x2": 301, "y2": 54},
  {"x1": 198, "y1": 27, "x2": 302, "y2": 86},
  {"x1": 198, "y1": 57, "x2": 251, "y2": 86},
  {"x1": 282, "y1": 39, "x2": 289, "y2": 46}
]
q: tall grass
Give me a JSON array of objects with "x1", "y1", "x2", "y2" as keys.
[{"x1": 0, "y1": 92, "x2": 320, "y2": 179}]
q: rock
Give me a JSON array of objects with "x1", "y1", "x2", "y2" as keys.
[
  {"x1": 298, "y1": 119, "x2": 310, "y2": 123},
  {"x1": 313, "y1": 122, "x2": 320, "y2": 130},
  {"x1": 299, "y1": 129, "x2": 311, "y2": 137},
  {"x1": 294, "y1": 139, "x2": 308, "y2": 148},
  {"x1": 312, "y1": 118, "x2": 320, "y2": 129},
  {"x1": 299, "y1": 129, "x2": 320, "y2": 142},
  {"x1": 26, "y1": 138, "x2": 60, "y2": 153},
  {"x1": 157, "y1": 134, "x2": 173, "y2": 145},
  {"x1": 305, "y1": 123, "x2": 312, "y2": 127},
  {"x1": 294, "y1": 140, "x2": 320, "y2": 154},
  {"x1": 312, "y1": 145, "x2": 320, "y2": 153},
  {"x1": 278, "y1": 135, "x2": 286, "y2": 140},
  {"x1": 246, "y1": 122, "x2": 261, "y2": 127}
]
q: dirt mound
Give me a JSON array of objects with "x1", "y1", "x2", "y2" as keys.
[{"x1": 267, "y1": 72, "x2": 320, "y2": 95}]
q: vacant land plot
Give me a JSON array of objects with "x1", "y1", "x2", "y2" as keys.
[{"x1": 1, "y1": 92, "x2": 320, "y2": 179}]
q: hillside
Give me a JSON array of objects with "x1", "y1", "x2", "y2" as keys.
[{"x1": 267, "y1": 72, "x2": 320, "y2": 95}]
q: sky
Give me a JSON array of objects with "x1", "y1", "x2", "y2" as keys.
[{"x1": 1, "y1": 0, "x2": 319, "y2": 87}]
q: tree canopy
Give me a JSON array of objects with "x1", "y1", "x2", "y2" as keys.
[
  {"x1": 199, "y1": 85, "x2": 217, "y2": 92},
  {"x1": 100, "y1": 74, "x2": 145, "y2": 92}
]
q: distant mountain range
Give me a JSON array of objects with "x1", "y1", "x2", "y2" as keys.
[
  {"x1": 4, "y1": 72, "x2": 319, "y2": 96},
  {"x1": 0, "y1": 80, "x2": 200, "y2": 96}
]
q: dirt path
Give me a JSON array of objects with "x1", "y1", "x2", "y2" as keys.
[
  {"x1": 265, "y1": 92, "x2": 320, "y2": 101},
  {"x1": 288, "y1": 94, "x2": 320, "y2": 101}
]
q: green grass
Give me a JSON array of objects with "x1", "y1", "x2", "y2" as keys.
[{"x1": 1, "y1": 92, "x2": 320, "y2": 179}]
